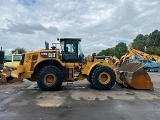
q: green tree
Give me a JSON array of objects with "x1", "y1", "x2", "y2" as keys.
[
  {"x1": 97, "y1": 42, "x2": 127, "y2": 59},
  {"x1": 12, "y1": 47, "x2": 26, "y2": 54},
  {"x1": 114, "y1": 42, "x2": 127, "y2": 59},
  {"x1": 147, "y1": 30, "x2": 160, "y2": 47},
  {"x1": 131, "y1": 30, "x2": 160, "y2": 55},
  {"x1": 97, "y1": 48, "x2": 115, "y2": 56},
  {"x1": 131, "y1": 34, "x2": 147, "y2": 51},
  {"x1": 146, "y1": 46, "x2": 160, "y2": 56}
]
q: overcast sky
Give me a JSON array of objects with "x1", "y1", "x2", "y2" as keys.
[{"x1": 0, "y1": 0, "x2": 160, "y2": 55}]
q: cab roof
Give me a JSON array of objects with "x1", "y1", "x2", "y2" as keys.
[{"x1": 57, "y1": 38, "x2": 81, "y2": 41}]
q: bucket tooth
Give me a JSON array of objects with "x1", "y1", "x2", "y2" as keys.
[{"x1": 117, "y1": 63, "x2": 154, "y2": 90}]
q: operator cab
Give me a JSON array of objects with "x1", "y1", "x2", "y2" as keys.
[{"x1": 58, "y1": 38, "x2": 84, "y2": 63}]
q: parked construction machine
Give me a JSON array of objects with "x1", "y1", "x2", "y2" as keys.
[
  {"x1": 0, "y1": 48, "x2": 22, "y2": 84},
  {"x1": 13, "y1": 38, "x2": 153, "y2": 91},
  {"x1": 120, "y1": 47, "x2": 160, "y2": 72}
]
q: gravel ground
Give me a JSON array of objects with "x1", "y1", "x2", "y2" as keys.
[{"x1": 0, "y1": 72, "x2": 160, "y2": 120}]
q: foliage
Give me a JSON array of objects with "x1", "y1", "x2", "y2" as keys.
[
  {"x1": 147, "y1": 30, "x2": 160, "y2": 47},
  {"x1": 12, "y1": 47, "x2": 26, "y2": 54},
  {"x1": 131, "y1": 34, "x2": 148, "y2": 52},
  {"x1": 146, "y1": 46, "x2": 160, "y2": 56},
  {"x1": 131, "y1": 29, "x2": 160, "y2": 55},
  {"x1": 97, "y1": 47, "x2": 115, "y2": 56},
  {"x1": 114, "y1": 42, "x2": 127, "y2": 59},
  {"x1": 97, "y1": 42, "x2": 127, "y2": 59}
]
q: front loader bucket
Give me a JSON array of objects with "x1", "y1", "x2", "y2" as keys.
[
  {"x1": 0, "y1": 66, "x2": 23, "y2": 84},
  {"x1": 117, "y1": 63, "x2": 154, "y2": 90},
  {"x1": 9, "y1": 69, "x2": 23, "y2": 83}
]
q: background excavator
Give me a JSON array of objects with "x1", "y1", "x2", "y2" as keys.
[
  {"x1": 120, "y1": 47, "x2": 160, "y2": 72},
  {"x1": 10, "y1": 38, "x2": 153, "y2": 91}
]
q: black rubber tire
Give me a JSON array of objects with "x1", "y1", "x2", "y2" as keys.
[
  {"x1": 87, "y1": 73, "x2": 93, "y2": 84},
  {"x1": 87, "y1": 66, "x2": 97, "y2": 84},
  {"x1": 37, "y1": 66, "x2": 63, "y2": 91},
  {"x1": 91, "y1": 66, "x2": 116, "y2": 90}
]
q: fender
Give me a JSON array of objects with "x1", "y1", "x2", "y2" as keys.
[
  {"x1": 33, "y1": 59, "x2": 63, "y2": 73},
  {"x1": 87, "y1": 62, "x2": 101, "y2": 75},
  {"x1": 81, "y1": 62, "x2": 100, "y2": 75}
]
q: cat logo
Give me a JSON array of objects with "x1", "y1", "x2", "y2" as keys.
[
  {"x1": 48, "y1": 53, "x2": 56, "y2": 57},
  {"x1": 40, "y1": 52, "x2": 56, "y2": 58}
]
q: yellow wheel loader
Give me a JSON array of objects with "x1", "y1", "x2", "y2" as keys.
[
  {"x1": 0, "y1": 48, "x2": 22, "y2": 84},
  {"x1": 13, "y1": 38, "x2": 154, "y2": 91}
]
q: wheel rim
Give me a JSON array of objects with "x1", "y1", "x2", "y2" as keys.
[
  {"x1": 44, "y1": 74, "x2": 56, "y2": 86},
  {"x1": 98, "y1": 72, "x2": 110, "y2": 84}
]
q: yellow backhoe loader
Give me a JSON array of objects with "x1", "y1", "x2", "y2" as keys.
[{"x1": 12, "y1": 38, "x2": 153, "y2": 90}]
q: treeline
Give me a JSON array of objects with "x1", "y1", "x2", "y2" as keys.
[
  {"x1": 97, "y1": 42, "x2": 127, "y2": 59},
  {"x1": 97, "y1": 29, "x2": 160, "y2": 58},
  {"x1": 131, "y1": 30, "x2": 160, "y2": 55}
]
